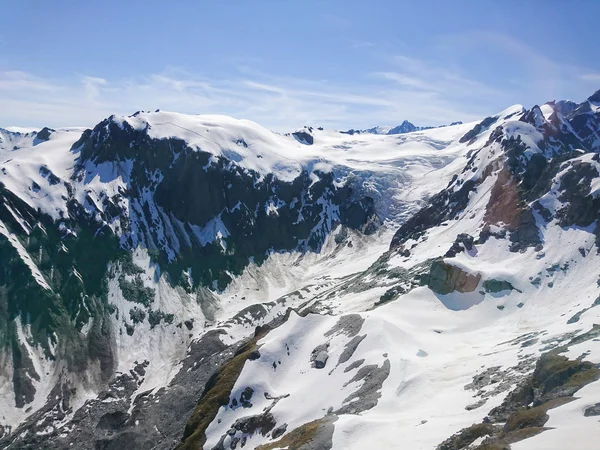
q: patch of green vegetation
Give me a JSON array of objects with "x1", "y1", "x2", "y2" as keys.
[
  {"x1": 0, "y1": 182, "x2": 128, "y2": 374},
  {"x1": 119, "y1": 252, "x2": 145, "y2": 276},
  {"x1": 119, "y1": 275, "x2": 155, "y2": 307},
  {"x1": 532, "y1": 352, "x2": 600, "y2": 398},
  {"x1": 148, "y1": 309, "x2": 174, "y2": 328},
  {"x1": 438, "y1": 423, "x2": 499, "y2": 450},
  {"x1": 504, "y1": 397, "x2": 573, "y2": 432},
  {"x1": 177, "y1": 326, "x2": 271, "y2": 450},
  {"x1": 476, "y1": 443, "x2": 510, "y2": 450},
  {"x1": 129, "y1": 307, "x2": 146, "y2": 324},
  {"x1": 441, "y1": 349, "x2": 600, "y2": 450},
  {"x1": 255, "y1": 417, "x2": 332, "y2": 450}
]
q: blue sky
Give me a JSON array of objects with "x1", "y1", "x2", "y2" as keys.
[{"x1": 1, "y1": 0, "x2": 599, "y2": 130}]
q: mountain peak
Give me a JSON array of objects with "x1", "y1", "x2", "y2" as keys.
[
  {"x1": 358, "y1": 119, "x2": 464, "y2": 136},
  {"x1": 589, "y1": 88, "x2": 600, "y2": 104},
  {"x1": 387, "y1": 120, "x2": 418, "y2": 134}
]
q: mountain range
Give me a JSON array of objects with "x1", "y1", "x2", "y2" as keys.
[
  {"x1": 1, "y1": 89, "x2": 600, "y2": 449},
  {"x1": 341, "y1": 120, "x2": 464, "y2": 136}
]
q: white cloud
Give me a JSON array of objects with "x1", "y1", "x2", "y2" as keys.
[
  {"x1": 0, "y1": 71, "x2": 57, "y2": 91},
  {"x1": 580, "y1": 73, "x2": 600, "y2": 83},
  {"x1": 0, "y1": 35, "x2": 597, "y2": 132},
  {"x1": 82, "y1": 76, "x2": 108, "y2": 103},
  {"x1": 0, "y1": 67, "x2": 485, "y2": 131}
]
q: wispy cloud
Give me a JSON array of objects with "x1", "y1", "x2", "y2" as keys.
[
  {"x1": 0, "y1": 71, "x2": 57, "y2": 91},
  {"x1": 1, "y1": 32, "x2": 597, "y2": 131},
  {"x1": 378, "y1": 54, "x2": 510, "y2": 101},
  {"x1": 0, "y1": 66, "x2": 486, "y2": 131},
  {"x1": 580, "y1": 73, "x2": 600, "y2": 83}
]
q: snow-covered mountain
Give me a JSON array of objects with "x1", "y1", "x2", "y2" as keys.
[
  {"x1": 346, "y1": 120, "x2": 464, "y2": 136},
  {"x1": 1, "y1": 90, "x2": 600, "y2": 450}
]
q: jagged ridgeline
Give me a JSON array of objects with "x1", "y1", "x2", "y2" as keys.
[
  {"x1": 390, "y1": 92, "x2": 600, "y2": 255},
  {"x1": 0, "y1": 112, "x2": 379, "y2": 415},
  {"x1": 71, "y1": 115, "x2": 379, "y2": 286}
]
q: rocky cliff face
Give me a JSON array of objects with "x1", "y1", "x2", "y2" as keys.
[
  {"x1": 391, "y1": 93, "x2": 600, "y2": 256},
  {"x1": 0, "y1": 112, "x2": 381, "y2": 438}
]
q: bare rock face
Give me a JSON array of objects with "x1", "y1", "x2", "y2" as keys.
[
  {"x1": 310, "y1": 344, "x2": 329, "y2": 369},
  {"x1": 426, "y1": 260, "x2": 481, "y2": 295}
]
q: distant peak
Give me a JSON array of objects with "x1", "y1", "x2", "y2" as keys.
[
  {"x1": 589, "y1": 88, "x2": 600, "y2": 104},
  {"x1": 387, "y1": 121, "x2": 418, "y2": 134}
]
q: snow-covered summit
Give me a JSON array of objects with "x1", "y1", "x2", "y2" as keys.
[{"x1": 108, "y1": 111, "x2": 307, "y2": 182}]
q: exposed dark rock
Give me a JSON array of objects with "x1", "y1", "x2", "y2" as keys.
[
  {"x1": 12, "y1": 340, "x2": 40, "y2": 408},
  {"x1": 556, "y1": 160, "x2": 600, "y2": 229},
  {"x1": 179, "y1": 323, "x2": 285, "y2": 450},
  {"x1": 442, "y1": 345, "x2": 600, "y2": 450},
  {"x1": 271, "y1": 423, "x2": 287, "y2": 439},
  {"x1": 209, "y1": 410, "x2": 279, "y2": 450},
  {"x1": 35, "y1": 127, "x2": 55, "y2": 142},
  {"x1": 425, "y1": 260, "x2": 481, "y2": 295},
  {"x1": 335, "y1": 360, "x2": 390, "y2": 414},
  {"x1": 387, "y1": 120, "x2": 418, "y2": 134},
  {"x1": 437, "y1": 423, "x2": 500, "y2": 450},
  {"x1": 255, "y1": 415, "x2": 338, "y2": 450},
  {"x1": 481, "y1": 164, "x2": 541, "y2": 252},
  {"x1": 291, "y1": 130, "x2": 313, "y2": 145},
  {"x1": 38, "y1": 165, "x2": 61, "y2": 185},
  {"x1": 337, "y1": 335, "x2": 366, "y2": 365},
  {"x1": 239, "y1": 387, "x2": 254, "y2": 408},
  {"x1": 248, "y1": 350, "x2": 261, "y2": 361},
  {"x1": 459, "y1": 116, "x2": 498, "y2": 144},
  {"x1": 343, "y1": 359, "x2": 365, "y2": 373},
  {"x1": 567, "y1": 297, "x2": 600, "y2": 324},
  {"x1": 444, "y1": 233, "x2": 474, "y2": 258},
  {"x1": 390, "y1": 180, "x2": 477, "y2": 250},
  {"x1": 325, "y1": 314, "x2": 364, "y2": 337},
  {"x1": 313, "y1": 350, "x2": 329, "y2": 369},
  {"x1": 148, "y1": 309, "x2": 175, "y2": 328},
  {"x1": 584, "y1": 403, "x2": 600, "y2": 416},
  {"x1": 96, "y1": 411, "x2": 130, "y2": 430},
  {"x1": 465, "y1": 399, "x2": 487, "y2": 411},
  {"x1": 483, "y1": 279, "x2": 515, "y2": 293},
  {"x1": 231, "y1": 412, "x2": 276, "y2": 435}
]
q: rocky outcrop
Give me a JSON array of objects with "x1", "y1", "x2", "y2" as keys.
[
  {"x1": 0, "y1": 111, "x2": 384, "y2": 421},
  {"x1": 483, "y1": 279, "x2": 516, "y2": 293},
  {"x1": 335, "y1": 360, "x2": 390, "y2": 415},
  {"x1": 445, "y1": 233, "x2": 474, "y2": 258},
  {"x1": 424, "y1": 260, "x2": 481, "y2": 295},
  {"x1": 1, "y1": 329, "x2": 230, "y2": 449},
  {"x1": 311, "y1": 343, "x2": 329, "y2": 369},
  {"x1": 255, "y1": 415, "x2": 338, "y2": 450},
  {"x1": 71, "y1": 116, "x2": 381, "y2": 289},
  {"x1": 34, "y1": 127, "x2": 54, "y2": 143},
  {"x1": 390, "y1": 179, "x2": 477, "y2": 250},
  {"x1": 459, "y1": 116, "x2": 498, "y2": 144}
]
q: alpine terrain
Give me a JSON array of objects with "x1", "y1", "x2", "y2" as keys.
[{"x1": 1, "y1": 89, "x2": 600, "y2": 450}]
